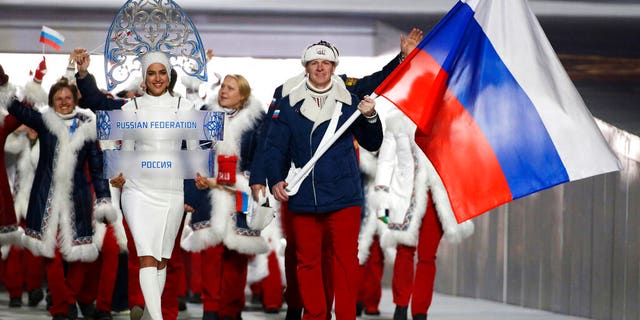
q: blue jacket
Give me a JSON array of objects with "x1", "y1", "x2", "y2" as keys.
[
  {"x1": 76, "y1": 73, "x2": 126, "y2": 111},
  {"x1": 264, "y1": 85, "x2": 382, "y2": 213},
  {"x1": 249, "y1": 54, "x2": 403, "y2": 186}
]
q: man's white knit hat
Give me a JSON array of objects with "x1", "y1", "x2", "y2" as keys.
[
  {"x1": 140, "y1": 51, "x2": 172, "y2": 81},
  {"x1": 301, "y1": 40, "x2": 339, "y2": 66}
]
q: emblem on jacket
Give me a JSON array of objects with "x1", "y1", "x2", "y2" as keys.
[{"x1": 97, "y1": 111, "x2": 112, "y2": 140}]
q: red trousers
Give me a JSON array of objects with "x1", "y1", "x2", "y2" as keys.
[
  {"x1": 200, "y1": 244, "x2": 223, "y2": 312},
  {"x1": 356, "y1": 235, "x2": 384, "y2": 313},
  {"x1": 123, "y1": 217, "x2": 185, "y2": 320},
  {"x1": 282, "y1": 203, "x2": 334, "y2": 316},
  {"x1": 92, "y1": 225, "x2": 120, "y2": 313},
  {"x1": 261, "y1": 250, "x2": 284, "y2": 310},
  {"x1": 282, "y1": 203, "x2": 302, "y2": 311},
  {"x1": 291, "y1": 206, "x2": 361, "y2": 320},
  {"x1": 391, "y1": 197, "x2": 443, "y2": 316},
  {"x1": 3, "y1": 245, "x2": 43, "y2": 299},
  {"x1": 45, "y1": 225, "x2": 121, "y2": 316},
  {"x1": 184, "y1": 251, "x2": 202, "y2": 297},
  {"x1": 219, "y1": 247, "x2": 249, "y2": 318},
  {"x1": 45, "y1": 250, "x2": 100, "y2": 316}
]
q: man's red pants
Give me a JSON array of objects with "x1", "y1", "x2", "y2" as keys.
[{"x1": 291, "y1": 206, "x2": 361, "y2": 320}]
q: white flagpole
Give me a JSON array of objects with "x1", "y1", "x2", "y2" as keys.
[
  {"x1": 87, "y1": 42, "x2": 104, "y2": 55},
  {"x1": 285, "y1": 93, "x2": 379, "y2": 195}
]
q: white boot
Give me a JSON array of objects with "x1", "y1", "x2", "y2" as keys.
[
  {"x1": 139, "y1": 267, "x2": 163, "y2": 320},
  {"x1": 157, "y1": 267, "x2": 167, "y2": 294}
]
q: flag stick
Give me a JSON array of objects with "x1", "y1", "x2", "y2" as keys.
[{"x1": 87, "y1": 42, "x2": 104, "y2": 55}]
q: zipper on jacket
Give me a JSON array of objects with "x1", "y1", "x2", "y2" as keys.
[{"x1": 309, "y1": 132, "x2": 318, "y2": 206}]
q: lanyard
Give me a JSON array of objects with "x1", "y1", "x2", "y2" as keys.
[{"x1": 69, "y1": 118, "x2": 78, "y2": 135}]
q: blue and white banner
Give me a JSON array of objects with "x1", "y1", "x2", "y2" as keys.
[
  {"x1": 103, "y1": 149, "x2": 214, "y2": 179},
  {"x1": 96, "y1": 110, "x2": 224, "y2": 141}
]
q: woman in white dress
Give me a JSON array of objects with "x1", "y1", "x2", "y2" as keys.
[{"x1": 110, "y1": 51, "x2": 196, "y2": 320}]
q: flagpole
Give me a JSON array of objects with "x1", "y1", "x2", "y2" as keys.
[
  {"x1": 87, "y1": 42, "x2": 104, "y2": 55},
  {"x1": 285, "y1": 93, "x2": 379, "y2": 195}
]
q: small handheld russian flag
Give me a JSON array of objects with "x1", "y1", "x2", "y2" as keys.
[{"x1": 40, "y1": 26, "x2": 65, "y2": 51}]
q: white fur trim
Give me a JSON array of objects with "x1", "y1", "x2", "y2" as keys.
[
  {"x1": 108, "y1": 186, "x2": 128, "y2": 252},
  {"x1": 376, "y1": 112, "x2": 427, "y2": 248},
  {"x1": 93, "y1": 222, "x2": 106, "y2": 250},
  {"x1": 14, "y1": 141, "x2": 35, "y2": 219},
  {"x1": 358, "y1": 187, "x2": 378, "y2": 264},
  {"x1": 0, "y1": 244, "x2": 10, "y2": 260},
  {"x1": 0, "y1": 227, "x2": 23, "y2": 247},
  {"x1": 0, "y1": 83, "x2": 16, "y2": 125},
  {"x1": 425, "y1": 157, "x2": 475, "y2": 243},
  {"x1": 209, "y1": 95, "x2": 263, "y2": 157},
  {"x1": 4, "y1": 131, "x2": 25, "y2": 155},
  {"x1": 94, "y1": 199, "x2": 118, "y2": 223},
  {"x1": 180, "y1": 189, "x2": 225, "y2": 252},
  {"x1": 221, "y1": 189, "x2": 269, "y2": 255},
  {"x1": 247, "y1": 253, "x2": 269, "y2": 283},
  {"x1": 23, "y1": 80, "x2": 47, "y2": 108},
  {"x1": 358, "y1": 147, "x2": 378, "y2": 178}
]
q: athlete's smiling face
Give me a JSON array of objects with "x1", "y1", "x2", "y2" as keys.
[
  {"x1": 145, "y1": 63, "x2": 170, "y2": 96},
  {"x1": 52, "y1": 87, "x2": 75, "y2": 115}
]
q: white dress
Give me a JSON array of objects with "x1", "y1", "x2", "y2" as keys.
[{"x1": 120, "y1": 92, "x2": 195, "y2": 260}]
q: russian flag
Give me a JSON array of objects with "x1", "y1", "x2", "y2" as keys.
[
  {"x1": 39, "y1": 26, "x2": 65, "y2": 51},
  {"x1": 375, "y1": 0, "x2": 621, "y2": 223}
]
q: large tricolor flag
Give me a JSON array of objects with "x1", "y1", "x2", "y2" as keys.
[
  {"x1": 374, "y1": 0, "x2": 621, "y2": 223},
  {"x1": 39, "y1": 26, "x2": 65, "y2": 51}
]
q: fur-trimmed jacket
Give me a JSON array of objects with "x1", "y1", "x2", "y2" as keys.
[
  {"x1": 8, "y1": 100, "x2": 113, "y2": 261},
  {"x1": 181, "y1": 95, "x2": 270, "y2": 255},
  {"x1": 356, "y1": 147, "x2": 390, "y2": 265},
  {"x1": 372, "y1": 111, "x2": 474, "y2": 248},
  {"x1": 0, "y1": 105, "x2": 22, "y2": 245}
]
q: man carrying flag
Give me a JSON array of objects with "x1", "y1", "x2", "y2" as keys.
[
  {"x1": 374, "y1": 0, "x2": 621, "y2": 223},
  {"x1": 40, "y1": 26, "x2": 65, "y2": 51}
]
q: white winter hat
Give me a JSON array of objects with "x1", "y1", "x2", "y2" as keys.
[
  {"x1": 301, "y1": 40, "x2": 339, "y2": 66},
  {"x1": 140, "y1": 51, "x2": 172, "y2": 81}
]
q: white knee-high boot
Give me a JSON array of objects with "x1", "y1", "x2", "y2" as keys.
[
  {"x1": 157, "y1": 267, "x2": 167, "y2": 294},
  {"x1": 140, "y1": 267, "x2": 163, "y2": 320}
]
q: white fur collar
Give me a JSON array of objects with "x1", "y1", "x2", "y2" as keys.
[
  {"x1": 208, "y1": 95, "x2": 263, "y2": 156},
  {"x1": 41, "y1": 107, "x2": 96, "y2": 145}
]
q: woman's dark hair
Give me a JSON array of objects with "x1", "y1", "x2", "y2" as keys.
[
  {"x1": 168, "y1": 68, "x2": 177, "y2": 95},
  {"x1": 48, "y1": 77, "x2": 79, "y2": 107}
]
